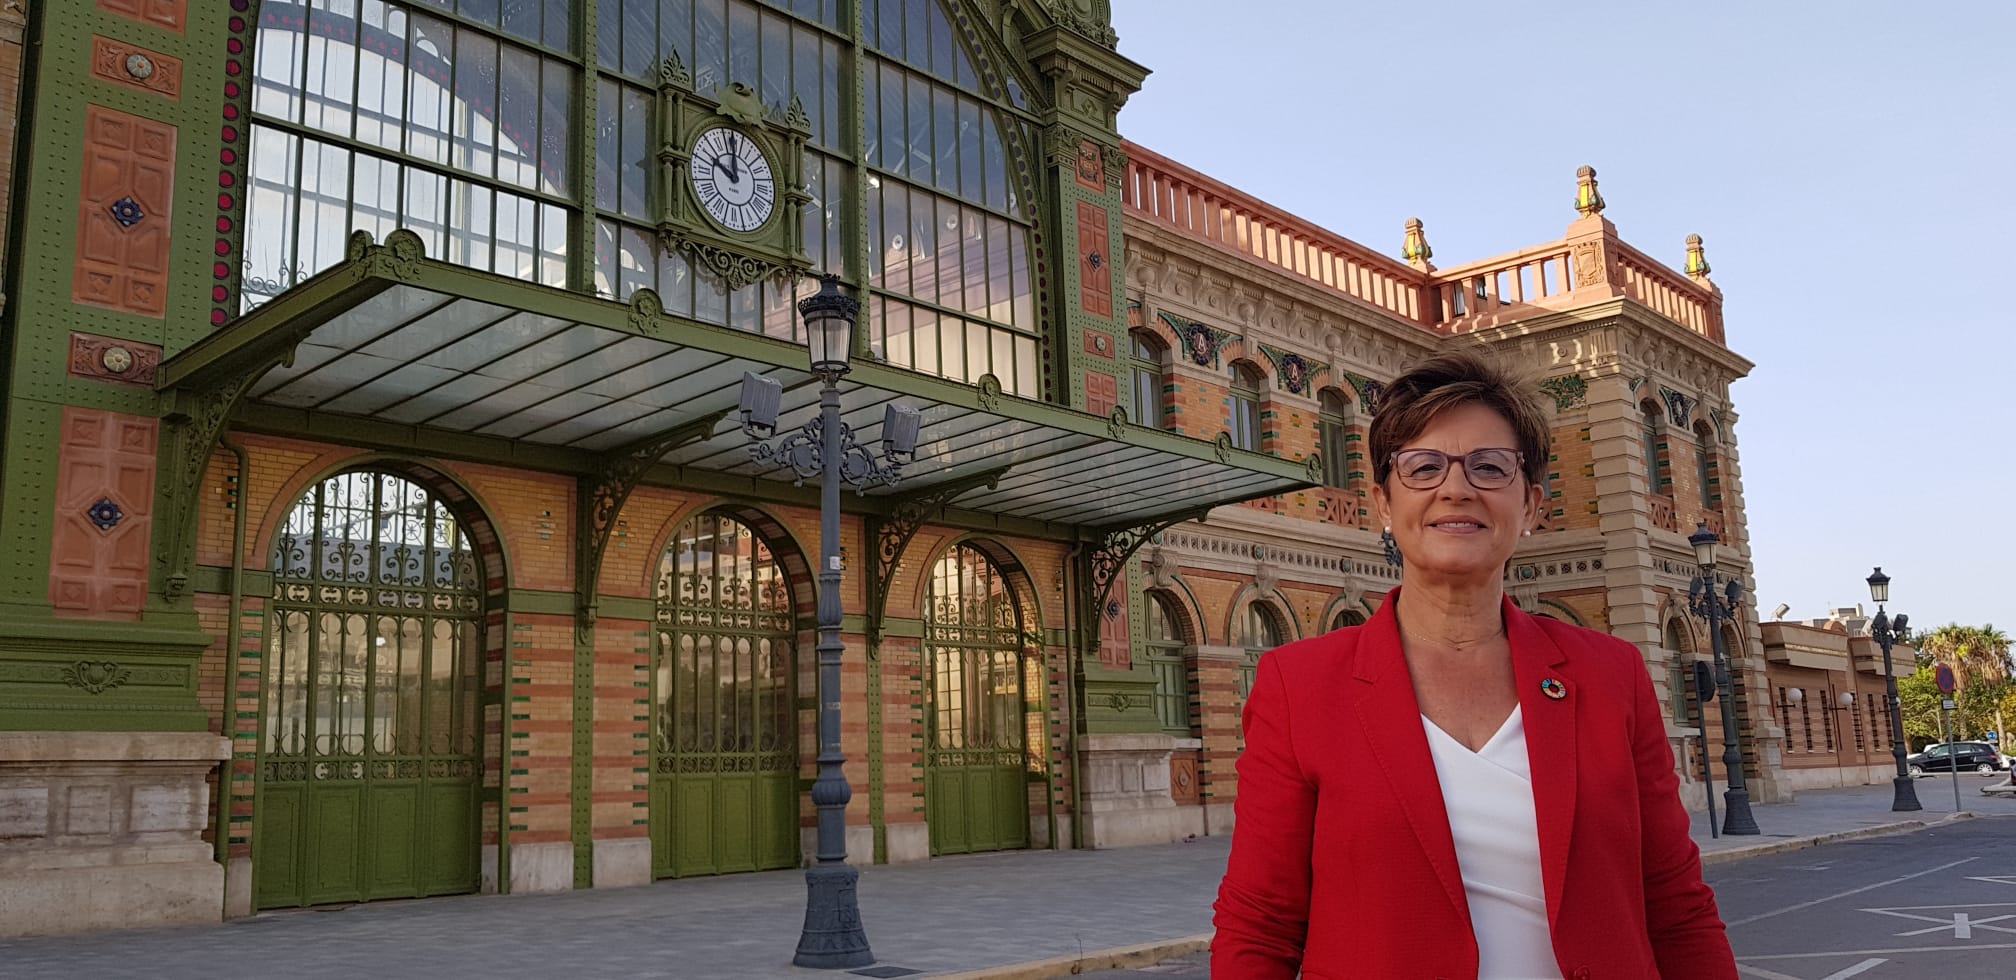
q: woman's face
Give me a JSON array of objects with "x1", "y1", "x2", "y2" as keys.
[{"x1": 1372, "y1": 402, "x2": 1543, "y2": 586}]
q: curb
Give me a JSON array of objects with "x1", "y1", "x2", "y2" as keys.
[
  {"x1": 1699, "y1": 810, "x2": 1977, "y2": 866},
  {"x1": 939, "y1": 814, "x2": 1989, "y2": 979},
  {"x1": 932, "y1": 933, "x2": 1212, "y2": 980}
]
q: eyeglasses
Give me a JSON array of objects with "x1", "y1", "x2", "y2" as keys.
[{"x1": 1388, "y1": 448, "x2": 1525, "y2": 491}]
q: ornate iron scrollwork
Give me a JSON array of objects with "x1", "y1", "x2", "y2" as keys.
[
  {"x1": 1082, "y1": 507, "x2": 1212, "y2": 653},
  {"x1": 159, "y1": 370, "x2": 274, "y2": 600},
  {"x1": 749, "y1": 413, "x2": 907, "y2": 491},
  {"x1": 575, "y1": 411, "x2": 731, "y2": 630},
  {"x1": 864, "y1": 469, "x2": 1010, "y2": 647}
]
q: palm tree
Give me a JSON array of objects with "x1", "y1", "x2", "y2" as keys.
[{"x1": 1918, "y1": 624, "x2": 2014, "y2": 745}]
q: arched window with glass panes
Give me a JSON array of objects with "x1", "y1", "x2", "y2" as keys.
[
  {"x1": 1127, "y1": 331, "x2": 1166, "y2": 429},
  {"x1": 1142, "y1": 592, "x2": 1187, "y2": 735},
  {"x1": 1318, "y1": 389, "x2": 1351, "y2": 488},
  {"x1": 1238, "y1": 601, "x2": 1285, "y2": 700},
  {"x1": 1228, "y1": 361, "x2": 1263, "y2": 451},
  {"x1": 1692, "y1": 420, "x2": 1716, "y2": 511},
  {"x1": 245, "y1": 0, "x2": 1042, "y2": 395},
  {"x1": 1640, "y1": 401, "x2": 1665, "y2": 492}
]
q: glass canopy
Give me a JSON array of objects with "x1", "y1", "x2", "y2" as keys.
[{"x1": 163, "y1": 234, "x2": 1315, "y2": 531}]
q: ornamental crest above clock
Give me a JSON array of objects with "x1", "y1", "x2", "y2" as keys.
[{"x1": 654, "y1": 52, "x2": 813, "y2": 291}]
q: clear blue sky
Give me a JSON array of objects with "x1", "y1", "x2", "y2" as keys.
[{"x1": 1112, "y1": 0, "x2": 2015, "y2": 632}]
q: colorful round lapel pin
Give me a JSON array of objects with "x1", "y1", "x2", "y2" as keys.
[{"x1": 1540, "y1": 678, "x2": 1567, "y2": 700}]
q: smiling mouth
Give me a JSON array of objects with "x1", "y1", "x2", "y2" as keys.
[{"x1": 1428, "y1": 520, "x2": 1486, "y2": 531}]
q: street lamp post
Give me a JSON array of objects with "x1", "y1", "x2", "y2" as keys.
[
  {"x1": 1687, "y1": 522, "x2": 1760, "y2": 835},
  {"x1": 1866, "y1": 567, "x2": 1921, "y2": 812},
  {"x1": 740, "y1": 275, "x2": 921, "y2": 970}
]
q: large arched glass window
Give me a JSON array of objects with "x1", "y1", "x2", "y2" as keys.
[
  {"x1": 1229, "y1": 361, "x2": 1263, "y2": 452},
  {"x1": 859, "y1": 0, "x2": 1038, "y2": 396},
  {"x1": 247, "y1": 1, "x2": 1040, "y2": 395},
  {"x1": 248, "y1": 2, "x2": 578, "y2": 304}
]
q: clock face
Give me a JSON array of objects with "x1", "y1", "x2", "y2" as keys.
[{"x1": 689, "y1": 126, "x2": 776, "y2": 234}]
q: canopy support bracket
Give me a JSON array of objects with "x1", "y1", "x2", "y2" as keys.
[{"x1": 864, "y1": 467, "x2": 1011, "y2": 649}]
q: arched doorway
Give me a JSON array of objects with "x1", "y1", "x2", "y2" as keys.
[
  {"x1": 255, "y1": 470, "x2": 484, "y2": 908},
  {"x1": 651, "y1": 511, "x2": 800, "y2": 878},
  {"x1": 924, "y1": 543, "x2": 1029, "y2": 855}
]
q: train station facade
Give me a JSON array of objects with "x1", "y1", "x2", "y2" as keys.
[{"x1": 0, "y1": 0, "x2": 1790, "y2": 936}]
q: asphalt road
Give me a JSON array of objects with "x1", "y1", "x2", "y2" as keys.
[{"x1": 1090, "y1": 816, "x2": 2016, "y2": 979}]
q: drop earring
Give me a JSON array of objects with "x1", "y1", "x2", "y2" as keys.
[{"x1": 1381, "y1": 527, "x2": 1403, "y2": 568}]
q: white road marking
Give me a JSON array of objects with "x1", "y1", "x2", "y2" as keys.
[
  {"x1": 1738, "y1": 958, "x2": 1887, "y2": 980},
  {"x1": 1741, "y1": 941, "x2": 2016, "y2": 959},
  {"x1": 1737, "y1": 965, "x2": 1805, "y2": 980},
  {"x1": 1819, "y1": 960, "x2": 1888, "y2": 980},
  {"x1": 1861, "y1": 902, "x2": 2016, "y2": 938},
  {"x1": 1886, "y1": 912, "x2": 2016, "y2": 938},
  {"x1": 1967, "y1": 875, "x2": 2016, "y2": 885},
  {"x1": 1724, "y1": 857, "x2": 1978, "y2": 927}
]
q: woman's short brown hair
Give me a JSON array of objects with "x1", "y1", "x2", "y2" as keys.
[{"x1": 1368, "y1": 350, "x2": 1552, "y2": 489}]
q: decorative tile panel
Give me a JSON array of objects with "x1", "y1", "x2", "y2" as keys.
[
  {"x1": 1074, "y1": 139, "x2": 1104, "y2": 191},
  {"x1": 1081, "y1": 331, "x2": 1113, "y2": 359},
  {"x1": 49, "y1": 407, "x2": 158, "y2": 617},
  {"x1": 1098, "y1": 594, "x2": 1130, "y2": 671},
  {"x1": 1076, "y1": 201, "x2": 1112, "y2": 318},
  {"x1": 73, "y1": 105, "x2": 176, "y2": 317},
  {"x1": 1170, "y1": 754, "x2": 1199, "y2": 805},
  {"x1": 97, "y1": 0, "x2": 186, "y2": 33},
  {"x1": 67, "y1": 332, "x2": 162, "y2": 386},
  {"x1": 90, "y1": 36, "x2": 183, "y2": 99},
  {"x1": 1084, "y1": 370, "x2": 1118, "y2": 419}
]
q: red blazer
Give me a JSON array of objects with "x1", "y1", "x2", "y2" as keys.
[{"x1": 1212, "y1": 591, "x2": 1736, "y2": 979}]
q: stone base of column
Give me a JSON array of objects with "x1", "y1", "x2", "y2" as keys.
[
  {"x1": 1079, "y1": 733, "x2": 1188, "y2": 849},
  {"x1": 0, "y1": 731, "x2": 230, "y2": 938}
]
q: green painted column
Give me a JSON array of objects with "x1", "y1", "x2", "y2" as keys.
[{"x1": 0, "y1": 0, "x2": 233, "y2": 731}]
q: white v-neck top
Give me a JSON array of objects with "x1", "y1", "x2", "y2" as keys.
[{"x1": 1422, "y1": 707, "x2": 1561, "y2": 980}]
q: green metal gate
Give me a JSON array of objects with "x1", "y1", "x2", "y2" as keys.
[
  {"x1": 651, "y1": 513, "x2": 799, "y2": 878},
  {"x1": 924, "y1": 545, "x2": 1029, "y2": 855},
  {"x1": 254, "y1": 472, "x2": 483, "y2": 909}
]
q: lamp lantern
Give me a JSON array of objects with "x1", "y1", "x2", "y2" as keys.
[
  {"x1": 1867, "y1": 566, "x2": 1890, "y2": 605},
  {"x1": 1689, "y1": 522, "x2": 1718, "y2": 569},
  {"x1": 800, "y1": 274, "x2": 860, "y2": 378}
]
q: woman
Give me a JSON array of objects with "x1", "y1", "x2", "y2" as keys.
[{"x1": 1212, "y1": 352, "x2": 1736, "y2": 979}]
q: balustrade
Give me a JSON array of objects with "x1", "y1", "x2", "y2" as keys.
[
  {"x1": 1122, "y1": 143, "x2": 1430, "y2": 325},
  {"x1": 1120, "y1": 142, "x2": 1725, "y2": 344},
  {"x1": 1615, "y1": 242, "x2": 1725, "y2": 343}
]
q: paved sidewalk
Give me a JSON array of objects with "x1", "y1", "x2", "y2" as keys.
[
  {"x1": 2, "y1": 781, "x2": 2010, "y2": 980},
  {"x1": 1693, "y1": 776, "x2": 2013, "y2": 863}
]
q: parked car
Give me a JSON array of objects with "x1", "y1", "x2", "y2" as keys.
[{"x1": 1906, "y1": 741, "x2": 2007, "y2": 777}]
